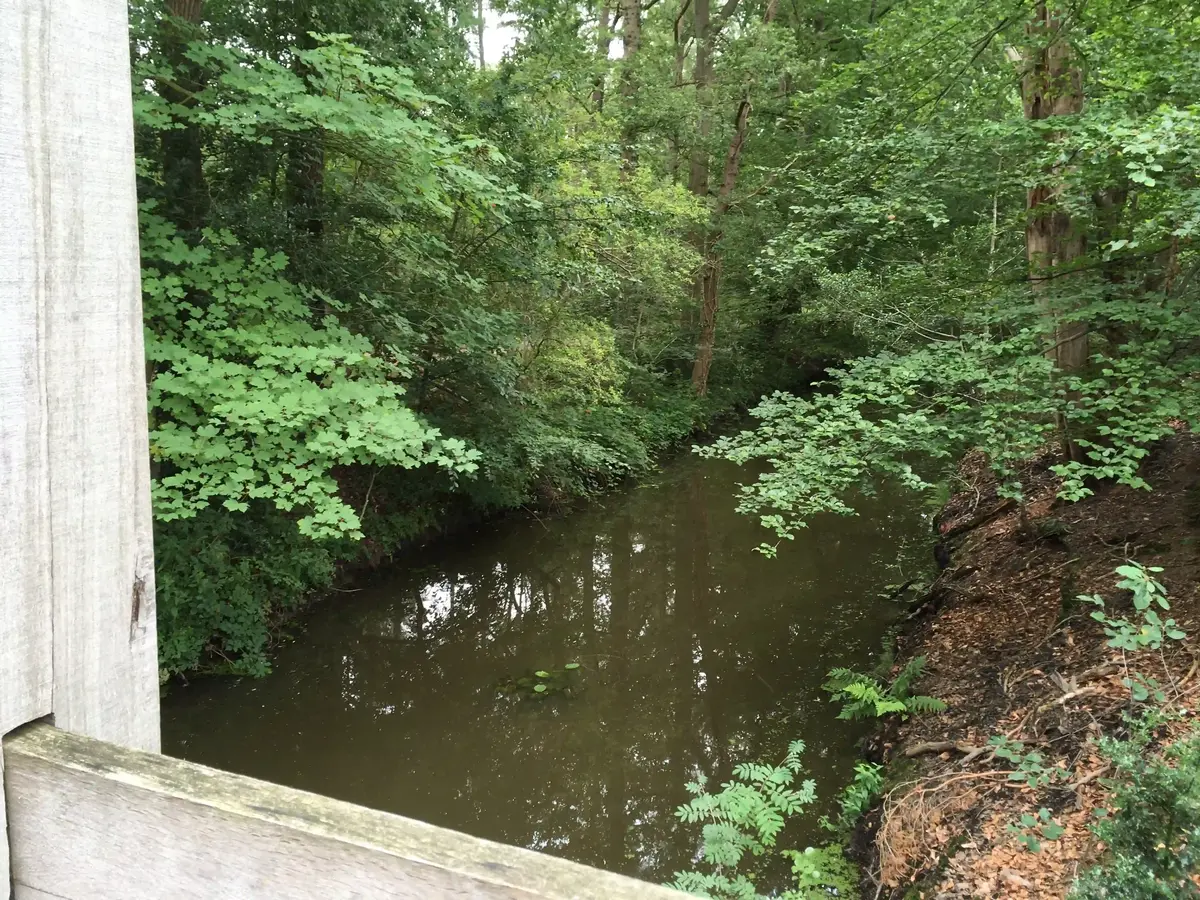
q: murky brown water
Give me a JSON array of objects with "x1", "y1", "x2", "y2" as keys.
[{"x1": 162, "y1": 453, "x2": 929, "y2": 884}]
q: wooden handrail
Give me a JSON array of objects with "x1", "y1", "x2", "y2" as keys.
[{"x1": 4, "y1": 724, "x2": 686, "y2": 900}]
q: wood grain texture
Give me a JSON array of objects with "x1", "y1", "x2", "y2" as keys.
[
  {"x1": 5, "y1": 725, "x2": 686, "y2": 900},
  {"x1": 0, "y1": 0, "x2": 55, "y2": 741},
  {"x1": 0, "y1": 0, "x2": 159, "y2": 752},
  {"x1": 0, "y1": 747, "x2": 8, "y2": 893}
]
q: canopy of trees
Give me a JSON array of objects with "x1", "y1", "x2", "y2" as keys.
[{"x1": 134, "y1": 0, "x2": 1200, "y2": 674}]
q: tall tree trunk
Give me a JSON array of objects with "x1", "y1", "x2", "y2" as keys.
[
  {"x1": 684, "y1": 0, "x2": 713, "y2": 351},
  {"x1": 287, "y1": 14, "x2": 325, "y2": 239},
  {"x1": 1021, "y1": 3, "x2": 1085, "y2": 369},
  {"x1": 687, "y1": 0, "x2": 712, "y2": 201},
  {"x1": 158, "y1": 0, "x2": 207, "y2": 232},
  {"x1": 1020, "y1": 3, "x2": 1085, "y2": 457},
  {"x1": 667, "y1": 0, "x2": 692, "y2": 182},
  {"x1": 476, "y1": 0, "x2": 486, "y2": 67},
  {"x1": 620, "y1": 0, "x2": 641, "y2": 174},
  {"x1": 592, "y1": 4, "x2": 612, "y2": 110},
  {"x1": 690, "y1": 99, "x2": 751, "y2": 393},
  {"x1": 690, "y1": 0, "x2": 774, "y2": 395}
]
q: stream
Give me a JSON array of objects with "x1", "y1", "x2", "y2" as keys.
[{"x1": 162, "y1": 452, "x2": 930, "y2": 884}]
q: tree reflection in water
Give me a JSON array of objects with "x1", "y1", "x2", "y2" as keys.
[{"x1": 163, "y1": 454, "x2": 928, "y2": 882}]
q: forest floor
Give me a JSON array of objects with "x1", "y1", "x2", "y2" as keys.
[{"x1": 859, "y1": 428, "x2": 1200, "y2": 899}]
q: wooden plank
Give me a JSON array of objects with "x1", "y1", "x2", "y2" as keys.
[
  {"x1": 0, "y1": 747, "x2": 8, "y2": 893},
  {"x1": 0, "y1": 0, "x2": 159, "y2": 752},
  {"x1": 0, "y1": 0, "x2": 55, "y2": 742},
  {"x1": 5, "y1": 725, "x2": 686, "y2": 900}
]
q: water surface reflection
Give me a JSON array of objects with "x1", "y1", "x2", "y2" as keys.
[{"x1": 163, "y1": 455, "x2": 928, "y2": 882}]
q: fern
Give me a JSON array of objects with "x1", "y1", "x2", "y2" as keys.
[
  {"x1": 670, "y1": 740, "x2": 853, "y2": 899},
  {"x1": 822, "y1": 763, "x2": 885, "y2": 833},
  {"x1": 823, "y1": 656, "x2": 946, "y2": 721},
  {"x1": 890, "y1": 657, "x2": 928, "y2": 699},
  {"x1": 906, "y1": 695, "x2": 949, "y2": 714}
]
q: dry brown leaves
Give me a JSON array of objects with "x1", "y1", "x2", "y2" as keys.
[{"x1": 866, "y1": 434, "x2": 1200, "y2": 899}]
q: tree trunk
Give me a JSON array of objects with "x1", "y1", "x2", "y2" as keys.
[
  {"x1": 1021, "y1": 3, "x2": 1085, "y2": 372},
  {"x1": 667, "y1": 0, "x2": 692, "y2": 182},
  {"x1": 620, "y1": 0, "x2": 641, "y2": 174},
  {"x1": 687, "y1": 0, "x2": 712, "y2": 202},
  {"x1": 690, "y1": 259, "x2": 721, "y2": 392},
  {"x1": 287, "y1": 22, "x2": 325, "y2": 240},
  {"x1": 1020, "y1": 3, "x2": 1085, "y2": 457},
  {"x1": 690, "y1": 0, "x2": 772, "y2": 396},
  {"x1": 476, "y1": 0, "x2": 486, "y2": 67},
  {"x1": 158, "y1": 0, "x2": 207, "y2": 232},
  {"x1": 685, "y1": 0, "x2": 713, "y2": 372},
  {"x1": 592, "y1": 4, "x2": 612, "y2": 110}
]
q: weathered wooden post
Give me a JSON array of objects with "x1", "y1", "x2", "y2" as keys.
[
  {"x1": 1, "y1": 0, "x2": 161, "y2": 885},
  {"x1": 0, "y1": 0, "x2": 161, "y2": 746}
]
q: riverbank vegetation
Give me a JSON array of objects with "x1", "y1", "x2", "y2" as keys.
[
  {"x1": 135, "y1": 0, "x2": 853, "y2": 676},
  {"x1": 680, "y1": 436, "x2": 1200, "y2": 898},
  {"x1": 138, "y1": 0, "x2": 1199, "y2": 675},
  {"x1": 137, "y1": 0, "x2": 1200, "y2": 894}
]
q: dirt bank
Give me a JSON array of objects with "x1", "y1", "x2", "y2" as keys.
[{"x1": 861, "y1": 431, "x2": 1200, "y2": 899}]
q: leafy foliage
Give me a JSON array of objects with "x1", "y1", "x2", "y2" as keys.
[
  {"x1": 1071, "y1": 723, "x2": 1200, "y2": 899},
  {"x1": 821, "y1": 762, "x2": 884, "y2": 834},
  {"x1": 700, "y1": 0, "x2": 1200, "y2": 552},
  {"x1": 1007, "y1": 807, "x2": 1066, "y2": 854},
  {"x1": 131, "y1": 2, "x2": 774, "y2": 672},
  {"x1": 1081, "y1": 562, "x2": 1188, "y2": 703},
  {"x1": 142, "y1": 209, "x2": 480, "y2": 540},
  {"x1": 823, "y1": 657, "x2": 947, "y2": 721},
  {"x1": 990, "y1": 737, "x2": 1070, "y2": 791},
  {"x1": 1081, "y1": 564, "x2": 1185, "y2": 652},
  {"x1": 669, "y1": 740, "x2": 856, "y2": 900},
  {"x1": 154, "y1": 504, "x2": 344, "y2": 676}
]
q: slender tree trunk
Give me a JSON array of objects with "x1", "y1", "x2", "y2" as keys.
[
  {"x1": 667, "y1": 0, "x2": 692, "y2": 183},
  {"x1": 687, "y1": 0, "x2": 712, "y2": 201},
  {"x1": 1020, "y1": 3, "x2": 1085, "y2": 457},
  {"x1": 620, "y1": 0, "x2": 641, "y2": 174},
  {"x1": 476, "y1": 0, "x2": 486, "y2": 67},
  {"x1": 690, "y1": 260, "x2": 722, "y2": 392},
  {"x1": 592, "y1": 4, "x2": 613, "y2": 110},
  {"x1": 684, "y1": 0, "x2": 713, "y2": 352},
  {"x1": 287, "y1": 12, "x2": 325, "y2": 239},
  {"x1": 158, "y1": 0, "x2": 207, "y2": 232},
  {"x1": 690, "y1": 2, "x2": 773, "y2": 395}
]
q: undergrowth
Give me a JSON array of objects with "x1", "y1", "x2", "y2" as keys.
[
  {"x1": 1070, "y1": 720, "x2": 1200, "y2": 899},
  {"x1": 823, "y1": 656, "x2": 947, "y2": 721},
  {"x1": 668, "y1": 740, "x2": 858, "y2": 899}
]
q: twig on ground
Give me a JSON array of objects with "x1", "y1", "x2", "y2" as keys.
[
  {"x1": 1037, "y1": 685, "x2": 1102, "y2": 715},
  {"x1": 904, "y1": 740, "x2": 983, "y2": 758}
]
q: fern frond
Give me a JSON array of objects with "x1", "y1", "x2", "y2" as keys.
[
  {"x1": 891, "y1": 655, "x2": 928, "y2": 699},
  {"x1": 905, "y1": 694, "x2": 948, "y2": 715}
]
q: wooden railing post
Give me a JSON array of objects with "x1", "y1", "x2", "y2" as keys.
[{"x1": 1, "y1": 0, "x2": 160, "y2": 889}]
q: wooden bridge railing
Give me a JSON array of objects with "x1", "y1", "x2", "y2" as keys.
[
  {"x1": 0, "y1": 2, "x2": 685, "y2": 897},
  {"x1": 4, "y1": 724, "x2": 683, "y2": 899}
]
